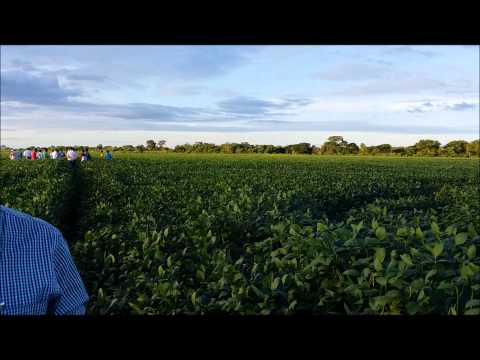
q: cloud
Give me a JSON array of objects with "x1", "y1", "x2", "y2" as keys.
[
  {"x1": 217, "y1": 96, "x2": 312, "y2": 116},
  {"x1": 9, "y1": 59, "x2": 37, "y2": 72},
  {"x1": 336, "y1": 77, "x2": 449, "y2": 96},
  {"x1": 404, "y1": 100, "x2": 478, "y2": 114},
  {"x1": 1, "y1": 70, "x2": 82, "y2": 105},
  {"x1": 314, "y1": 63, "x2": 390, "y2": 81},
  {"x1": 383, "y1": 46, "x2": 437, "y2": 58},
  {"x1": 67, "y1": 74, "x2": 109, "y2": 82},
  {"x1": 444, "y1": 102, "x2": 477, "y2": 111}
]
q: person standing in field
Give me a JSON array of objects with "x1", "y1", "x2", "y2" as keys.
[
  {"x1": 80, "y1": 150, "x2": 87, "y2": 162},
  {"x1": 99, "y1": 150, "x2": 104, "y2": 160},
  {"x1": 31, "y1": 149, "x2": 37, "y2": 161},
  {"x1": 85, "y1": 149, "x2": 91, "y2": 161},
  {"x1": 66, "y1": 147, "x2": 78, "y2": 168},
  {"x1": 0, "y1": 205, "x2": 89, "y2": 315},
  {"x1": 16, "y1": 149, "x2": 22, "y2": 160},
  {"x1": 104, "y1": 150, "x2": 112, "y2": 161},
  {"x1": 9, "y1": 149, "x2": 16, "y2": 160},
  {"x1": 37, "y1": 149, "x2": 44, "y2": 160},
  {"x1": 23, "y1": 148, "x2": 32, "y2": 160},
  {"x1": 50, "y1": 149, "x2": 58, "y2": 160}
]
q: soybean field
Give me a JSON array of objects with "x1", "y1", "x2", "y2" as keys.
[{"x1": 1, "y1": 153, "x2": 479, "y2": 315}]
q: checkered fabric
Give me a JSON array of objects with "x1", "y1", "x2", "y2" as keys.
[{"x1": 0, "y1": 206, "x2": 89, "y2": 315}]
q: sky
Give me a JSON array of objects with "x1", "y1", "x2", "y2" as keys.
[{"x1": 1, "y1": 45, "x2": 479, "y2": 148}]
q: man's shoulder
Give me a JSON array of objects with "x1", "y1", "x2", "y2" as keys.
[{"x1": 1, "y1": 206, "x2": 62, "y2": 244}]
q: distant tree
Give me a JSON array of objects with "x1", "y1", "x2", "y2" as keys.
[
  {"x1": 321, "y1": 136, "x2": 348, "y2": 155},
  {"x1": 174, "y1": 145, "x2": 186, "y2": 153},
  {"x1": 157, "y1": 140, "x2": 167, "y2": 150},
  {"x1": 122, "y1": 145, "x2": 135, "y2": 151},
  {"x1": 220, "y1": 143, "x2": 235, "y2": 153},
  {"x1": 376, "y1": 144, "x2": 392, "y2": 154},
  {"x1": 146, "y1": 140, "x2": 156, "y2": 150},
  {"x1": 392, "y1": 147, "x2": 406, "y2": 156},
  {"x1": 97, "y1": 144, "x2": 103, "y2": 150},
  {"x1": 328, "y1": 136, "x2": 345, "y2": 144},
  {"x1": 359, "y1": 143, "x2": 369, "y2": 155},
  {"x1": 312, "y1": 145, "x2": 322, "y2": 155},
  {"x1": 288, "y1": 143, "x2": 312, "y2": 154},
  {"x1": 467, "y1": 139, "x2": 480, "y2": 157},
  {"x1": 272, "y1": 146, "x2": 286, "y2": 154},
  {"x1": 405, "y1": 145, "x2": 417, "y2": 156},
  {"x1": 346, "y1": 142, "x2": 359, "y2": 154},
  {"x1": 135, "y1": 145, "x2": 145, "y2": 152},
  {"x1": 263, "y1": 145, "x2": 275, "y2": 154},
  {"x1": 443, "y1": 140, "x2": 468, "y2": 156},
  {"x1": 368, "y1": 147, "x2": 379, "y2": 156},
  {"x1": 414, "y1": 139, "x2": 440, "y2": 156},
  {"x1": 320, "y1": 142, "x2": 337, "y2": 155}
]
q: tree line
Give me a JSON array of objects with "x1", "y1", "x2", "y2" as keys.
[
  {"x1": 125, "y1": 137, "x2": 480, "y2": 157},
  {"x1": 4, "y1": 136, "x2": 480, "y2": 157}
]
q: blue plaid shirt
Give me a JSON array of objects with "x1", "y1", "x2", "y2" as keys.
[{"x1": 0, "y1": 206, "x2": 89, "y2": 315}]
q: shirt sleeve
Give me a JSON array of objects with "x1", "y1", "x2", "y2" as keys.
[{"x1": 49, "y1": 230, "x2": 89, "y2": 315}]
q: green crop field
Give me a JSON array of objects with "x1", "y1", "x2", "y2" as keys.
[{"x1": 1, "y1": 153, "x2": 479, "y2": 315}]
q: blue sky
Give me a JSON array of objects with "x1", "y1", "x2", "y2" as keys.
[{"x1": 1, "y1": 45, "x2": 478, "y2": 148}]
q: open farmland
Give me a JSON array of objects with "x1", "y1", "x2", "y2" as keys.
[{"x1": 1, "y1": 153, "x2": 479, "y2": 315}]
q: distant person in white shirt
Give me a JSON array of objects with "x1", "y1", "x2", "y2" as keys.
[
  {"x1": 67, "y1": 147, "x2": 78, "y2": 168},
  {"x1": 9, "y1": 149, "x2": 16, "y2": 160},
  {"x1": 23, "y1": 149, "x2": 32, "y2": 160},
  {"x1": 51, "y1": 149, "x2": 59, "y2": 159}
]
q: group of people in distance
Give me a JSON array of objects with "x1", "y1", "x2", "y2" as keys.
[{"x1": 9, "y1": 147, "x2": 112, "y2": 166}]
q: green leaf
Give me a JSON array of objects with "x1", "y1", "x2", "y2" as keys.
[
  {"x1": 465, "y1": 299, "x2": 480, "y2": 309},
  {"x1": 158, "y1": 265, "x2": 165, "y2": 277},
  {"x1": 376, "y1": 277, "x2": 387, "y2": 287},
  {"x1": 464, "y1": 308, "x2": 480, "y2": 315},
  {"x1": 396, "y1": 227, "x2": 409, "y2": 238},
  {"x1": 467, "y1": 245, "x2": 476, "y2": 260},
  {"x1": 375, "y1": 227, "x2": 387, "y2": 240},
  {"x1": 191, "y1": 291, "x2": 197, "y2": 305},
  {"x1": 316, "y1": 222, "x2": 328, "y2": 233},
  {"x1": 415, "y1": 227, "x2": 424, "y2": 240},
  {"x1": 129, "y1": 302, "x2": 144, "y2": 315},
  {"x1": 467, "y1": 223, "x2": 478, "y2": 238},
  {"x1": 431, "y1": 243, "x2": 444, "y2": 258},
  {"x1": 374, "y1": 248, "x2": 386, "y2": 264},
  {"x1": 271, "y1": 277, "x2": 280, "y2": 290},
  {"x1": 406, "y1": 302, "x2": 421, "y2": 315},
  {"x1": 425, "y1": 269, "x2": 437, "y2": 282},
  {"x1": 288, "y1": 300, "x2": 297, "y2": 311},
  {"x1": 431, "y1": 222, "x2": 440, "y2": 237},
  {"x1": 251, "y1": 285, "x2": 266, "y2": 299},
  {"x1": 196, "y1": 269, "x2": 205, "y2": 281},
  {"x1": 455, "y1": 232, "x2": 468, "y2": 246},
  {"x1": 400, "y1": 254, "x2": 413, "y2": 267},
  {"x1": 445, "y1": 225, "x2": 455, "y2": 236},
  {"x1": 343, "y1": 269, "x2": 360, "y2": 277}
]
